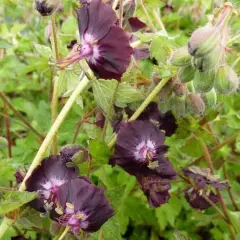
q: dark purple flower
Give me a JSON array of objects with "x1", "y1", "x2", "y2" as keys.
[
  {"x1": 185, "y1": 188, "x2": 218, "y2": 210},
  {"x1": 183, "y1": 166, "x2": 228, "y2": 210},
  {"x1": 60, "y1": 0, "x2": 133, "y2": 80},
  {"x1": 110, "y1": 121, "x2": 168, "y2": 171},
  {"x1": 11, "y1": 237, "x2": 31, "y2": 240},
  {"x1": 52, "y1": 178, "x2": 114, "y2": 234},
  {"x1": 137, "y1": 174, "x2": 171, "y2": 207},
  {"x1": 14, "y1": 168, "x2": 26, "y2": 184},
  {"x1": 183, "y1": 166, "x2": 228, "y2": 189},
  {"x1": 128, "y1": 17, "x2": 147, "y2": 32},
  {"x1": 26, "y1": 155, "x2": 79, "y2": 213}
]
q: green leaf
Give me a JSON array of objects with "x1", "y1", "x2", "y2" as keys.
[
  {"x1": 0, "y1": 137, "x2": 8, "y2": 149},
  {"x1": 89, "y1": 139, "x2": 111, "y2": 164},
  {"x1": 150, "y1": 36, "x2": 174, "y2": 64},
  {"x1": 33, "y1": 43, "x2": 52, "y2": 59},
  {"x1": 174, "y1": 230, "x2": 192, "y2": 240},
  {"x1": 90, "y1": 216, "x2": 123, "y2": 240},
  {"x1": 228, "y1": 211, "x2": 240, "y2": 233},
  {"x1": 0, "y1": 192, "x2": 37, "y2": 215},
  {"x1": 0, "y1": 38, "x2": 12, "y2": 49},
  {"x1": 92, "y1": 80, "x2": 143, "y2": 113},
  {"x1": 82, "y1": 123, "x2": 102, "y2": 139}
]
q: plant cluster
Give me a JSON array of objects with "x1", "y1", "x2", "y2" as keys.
[{"x1": 0, "y1": 0, "x2": 240, "y2": 240}]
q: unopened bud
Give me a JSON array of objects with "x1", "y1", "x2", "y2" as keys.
[
  {"x1": 173, "y1": 82, "x2": 188, "y2": 97},
  {"x1": 172, "y1": 96, "x2": 187, "y2": 117},
  {"x1": 192, "y1": 44, "x2": 222, "y2": 72},
  {"x1": 201, "y1": 88, "x2": 217, "y2": 108},
  {"x1": 170, "y1": 46, "x2": 191, "y2": 67},
  {"x1": 193, "y1": 70, "x2": 215, "y2": 93},
  {"x1": 188, "y1": 26, "x2": 221, "y2": 57},
  {"x1": 158, "y1": 79, "x2": 175, "y2": 102},
  {"x1": 152, "y1": 72, "x2": 160, "y2": 85},
  {"x1": 214, "y1": 65, "x2": 239, "y2": 94},
  {"x1": 187, "y1": 93, "x2": 205, "y2": 115},
  {"x1": 178, "y1": 65, "x2": 195, "y2": 83},
  {"x1": 35, "y1": 0, "x2": 61, "y2": 16}
]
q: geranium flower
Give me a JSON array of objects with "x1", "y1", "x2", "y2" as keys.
[
  {"x1": 138, "y1": 174, "x2": 172, "y2": 207},
  {"x1": 183, "y1": 166, "x2": 228, "y2": 210},
  {"x1": 52, "y1": 177, "x2": 114, "y2": 234},
  {"x1": 26, "y1": 153, "x2": 79, "y2": 213},
  {"x1": 109, "y1": 120, "x2": 177, "y2": 207},
  {"x1": 110, "y1": 121, "x2": 168, "y2": 172},
  {"x1": 59, "y1": 0, "x2": 133, "y2": 80},
  {"x1": 185, "y1": 189, "x2": 218, "y2": 210}
]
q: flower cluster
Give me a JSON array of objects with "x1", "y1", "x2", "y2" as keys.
[
  {"x1": 25, "y1": 146, "x2": 114, "y2": 234},
  {"x1": 110, "y1": 115, "x2": 177, "y2": 207},
  {"x1": 183, "y1": 166, "x2": 228, "y2": 210},
  {"x1": 59, "y1": 0, "x2": 133, "y2": 80}
]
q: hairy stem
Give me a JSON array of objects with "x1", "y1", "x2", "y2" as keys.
[
  {"x1": 2, "y1": 98, "x2": 12, "y2": 158},
  {"x1": 223, "y1": 164, "x2": 239, "y2": 211},
  {"x1": 189, "y1": 132, "x2": 239, "y2": 166},
  {"x1": 51, "y1": 76, "x2": 60, "y2": 154},
  {"x1": 19, "y1": 76, "x2": 90, "y2": 191},
  {"x1": 0, "y1": 92, "x2": 44, "y2": 141},
  {"x1": 101, "y1": 82, "x2": 120, "y2": 141},
  {"x1": 152, "y1": 9, "x2": 168, "y2": 35},
  {"x1": 119, "y1": 0, "x2": 123, "y2": 27},
  {"x1": 108, "y1": 77, "x2": 170, "y2": 148},
  {"x1": 200, "y1": 140, "x2": 236, "y2": 239},
  {"x1": 139, "y1": 0, "x2": 157, "y2": 32},
  {"x1": 51, "y1": 14, "x2": 59, "y2": 154},
  {"x1": 57, "y1": 226, "x2": 70, "y2": 240}
]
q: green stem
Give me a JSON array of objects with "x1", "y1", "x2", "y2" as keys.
[
  {"x1": 152, "y1": 9, "x2": 168, "y2": 36},
  {"x1": 56, "y1": 226, "x2": 70, "y2": 240},
  {"x1": 0, "y1": 217, "x2": 15, "y2": 239},
  {"x1": 19, "y1": 76, "x2": 90, "y2": 192},
  {"x1": 108, "y1": 77, "x2": 170, "y2": 148},
  {"x1": 101, "y1": 82, "x2": 120, "y2": 141},
  {"x1": 139, "y1": 0, "x2": 157, "y2": 32},
  {"x1": 227, "y1": 33, "x2": 240, "y2": 45},
  {"x1": 51, "y1": 76, "x2": 60, "y2": 154},
  {"x1": 51, "y1": 13, "x2": 59, "y2": 60},
  {"x1": 51, "y1": 14, "x2": 59, "y2": 154}
]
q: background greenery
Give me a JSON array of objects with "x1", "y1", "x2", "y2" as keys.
[{"x1": 1, "y1": 0, "x2": 240, "y2": 239}]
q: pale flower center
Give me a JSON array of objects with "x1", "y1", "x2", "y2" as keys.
[{"x1": 134, "y1": 139, "x2": 156, "y2": 162}]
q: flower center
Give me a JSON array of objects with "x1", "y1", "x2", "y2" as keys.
[{"x1": 134, "y1": 140, "x2": 156, "y2": 162}]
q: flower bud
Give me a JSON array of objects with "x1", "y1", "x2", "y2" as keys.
[
  {"x1": 172, "y1": 96, "x2": 187, "y2": 117},
  {"x1": 193, "y1": 70, "x2": 215, "y2": 93},
  {"x1": 188, "y1": 26, "x2": 221, "y2": 57},
  {"x1": 178, "y1": 65, "x2": 195, "y2": 83},
  {"x1": 35, "y1": 0, "x2": 61, "y2": 16},
  {"x1": 192, "y1": 48, "x2": 222, "y2": 73},
  {"x1": 170, "y1": 46, "x2": 191, "y2": 67},
  {"x1": 214, "y1": 65, "x2": 239, "y2": 94},
  {"x1": 158, "y1": 79, "x2": 175, "y2": 102},
  {"x1": 201, "y1": 88, "x2": 217, "y2": 108},
  {"x1": 187, "y1": 93, "x2": 205, "y2": 115},
  {"x1": 173, "y1": 82, "x2": 188, "y2": 97}
]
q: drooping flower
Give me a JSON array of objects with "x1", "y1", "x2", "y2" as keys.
[
  {"x1": 35, "y1": 0, "x2": 62, "y2": 16},
  {"x1": 25, "y1": 151, "x2": 79, "y2": 213},
  {"x1": 183, "y1": 166, "x2": 228, "y2": 210},
  {"x1": 137, "y1": 174, "x2": 172, "y2": 207},
  {"x1": 110, "y1": 121, "x2": 168, "y2": 172},
  {"x1": 59, "y1": 0, "x2": 133, "y2": 80},
  {"x1": 52, "y1": 177, "x2": 114, "y2": 234},
  {"x1": 109, "y1": 120, "x2": 177, "y2": 207}
]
